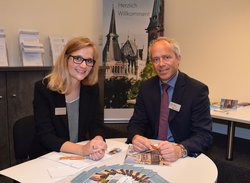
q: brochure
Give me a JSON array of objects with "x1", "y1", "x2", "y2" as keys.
[
  {"x1": 124, "y1": 145, "x2": 169, "y2": 166},
  {"x1": 71, "y1": 164, "x2": 168, "y2": 183}
]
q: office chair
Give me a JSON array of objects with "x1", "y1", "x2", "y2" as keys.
[{"x1": 13, "y1": 115, "x2": 48, "y2": 163}]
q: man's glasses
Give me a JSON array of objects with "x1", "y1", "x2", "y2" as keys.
[{"x1": 68, "y1": 55, "x2": 96, "y2": 67}]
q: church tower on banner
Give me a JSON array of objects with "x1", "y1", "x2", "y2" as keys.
[{"x1": 103, "y1": 3, "x2": 145, "y2": 80}]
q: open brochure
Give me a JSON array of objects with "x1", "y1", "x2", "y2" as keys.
[{"x1": 124, "y1": 145, "x2": 169, "y2": 166}]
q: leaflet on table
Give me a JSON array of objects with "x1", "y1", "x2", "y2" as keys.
[
  {"x1": 40, "y1": 139, "x2": 128, "y2": 178},
  {"x1": 124, "y1": 144, "x2": 170, "y2": 166},
  {"x1": 47, "y1": 165, "x2": 79, "y2": 179},
  {"x1": 211, "y1": 98, "x2": 239, "y2": 113},
  {"x1": 220, "y1": 99, "x2": 238, "y2": 110}
]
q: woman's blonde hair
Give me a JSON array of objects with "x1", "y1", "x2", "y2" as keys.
[{"x1": 45, "y1": 37, "x2": 99, "y2": 94}]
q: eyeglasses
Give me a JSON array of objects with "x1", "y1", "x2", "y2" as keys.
[
  {"x1": 151, "y1": 55, "x2": 172, "y2": 65},
  {"x1": 68, "y1": 55, "x2": 96, "y2": 67}
]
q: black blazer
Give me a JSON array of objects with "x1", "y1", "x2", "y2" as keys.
[
  {"x1": 33, "y1": 79, "x2": 104, "y2": 152},
  {"x1": 127, "y1": 72, "x2": 213, "y2": 156}
]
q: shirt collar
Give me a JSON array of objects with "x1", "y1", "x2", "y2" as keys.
[{"x1": 159, "y1": 71, "x2": 179, "y2": 88}]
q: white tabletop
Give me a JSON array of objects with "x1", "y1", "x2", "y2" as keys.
[
  {"x1": 211, "y1": 106, "x2": 250, "y2": 124},
  {"x1": 0, "y1": 138, "x2": 218, "y2": 183}
]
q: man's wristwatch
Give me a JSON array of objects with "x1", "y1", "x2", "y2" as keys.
[{"x1": 177, "y1": 144, "x2": 188, "y2": 158}]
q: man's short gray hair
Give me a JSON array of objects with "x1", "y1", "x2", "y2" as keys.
[{"x1": 149, "y1": 37, "x2": 181, "y2": 58}]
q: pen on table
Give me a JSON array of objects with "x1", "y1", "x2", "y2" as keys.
[{"x1": 59, "y1": 156, "x2": 84, "y2": 160}]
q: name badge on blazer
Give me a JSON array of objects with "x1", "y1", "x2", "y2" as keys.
[
  {"x1": 55, "y1": 107, "x2": 67, "y2": 115},
  {"x1": 169, "y1": 102, "x2": 181, "y2": 112}
]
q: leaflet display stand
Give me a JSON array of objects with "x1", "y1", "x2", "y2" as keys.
[
  {"x1": 19, "y1": 29, "x2": 44, "y2": 66},
  {"x1": 49, "y1": 36, "x2": 68, "y2": 65},
  {"x1": 0, "y1": 28, "x2": 8, "y2": 66}
]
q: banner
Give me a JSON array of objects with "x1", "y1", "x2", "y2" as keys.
[{"x1": 103, "y1": 0, "x2": 164, "y2": 112}]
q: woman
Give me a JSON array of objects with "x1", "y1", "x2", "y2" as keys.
[{"x1": 33, "y1": 37, "x2": 107, "y2": 160}]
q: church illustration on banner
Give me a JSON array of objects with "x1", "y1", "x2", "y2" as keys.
[{"x1": 103, "y1": 0, "x2": 164, "y2": 80}]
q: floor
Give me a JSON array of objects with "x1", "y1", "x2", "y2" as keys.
[{"x1": 207, "y1": 133, "x2": 250, "y2": 183}]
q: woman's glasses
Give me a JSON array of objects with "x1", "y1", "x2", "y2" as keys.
[{"x1": 68, "y1": 55, "x2": 96, "y2": 67}]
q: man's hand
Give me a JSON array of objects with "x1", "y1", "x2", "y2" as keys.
[
  {"x1": 132, "y1": 135, "x2": 152, "y2": 152},
  {"x1": 158, "y1": 141, "x2": 182, "y2": 162}
]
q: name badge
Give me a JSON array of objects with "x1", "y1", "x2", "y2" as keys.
[
  {"x1": 169, "y1": 102, "x2": 181, "y2": 112},
  {"x1": 55, "y1": 107, "x2": 67, "y2": 115}
]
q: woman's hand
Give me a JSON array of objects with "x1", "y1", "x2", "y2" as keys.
[{"x1": 83, "y1": 136, "x2": 107, "y2": 160}]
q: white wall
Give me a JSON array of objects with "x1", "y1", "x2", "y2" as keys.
[
  {"x1": 165, "y1": 0, "x2": 250, "y2": 103},
  {"x1": 164, "y1": 0, "x2": 250, "y2": 140},
  {"x1": 0, "y1": 0, "x2": 103, "y2": 66}
]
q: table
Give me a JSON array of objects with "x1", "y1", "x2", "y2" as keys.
[
  {"x1": 211, "y1": 106, "x2": 250, "y2": 160},
  {"x1": 0, "y1": 138, "x2": 217, "y2": 183}
]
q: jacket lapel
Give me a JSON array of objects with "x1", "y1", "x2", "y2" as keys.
[
  {"x1": 168, "y1": 72, "x2": 186, "y2": 124},
  {"x1": 149, "y1": 77, "x2": 161, "y2": 137},
  {"x1": 53, "y1": 92, "x2": 68, "y2": 130}
]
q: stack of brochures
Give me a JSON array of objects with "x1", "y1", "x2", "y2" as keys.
[
  {"x1": 19, "y1": 29, "x2": 44, "y2": 66},
  {"x1": 71, "y1": 164, "x2": 168, "y2": 183},
  {"x1": 211, "y1": 99, "x2": 239, "y2": 112},
  {"x1": 49, "y1": 35, "x2": 68, "y2": 65}
]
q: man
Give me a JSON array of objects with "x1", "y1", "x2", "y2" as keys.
[{"x1": 127, "y1": 37, "x2": 212, "y2": 162}]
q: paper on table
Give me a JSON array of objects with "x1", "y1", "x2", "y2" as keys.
[
  {"x1": 47, "y1": 165, "x2": 78, "y2": 179},
  {"x1": 41, "y1": 152, "x2": 99, "y2": 179},
  {"x1": 42, "y1": 141, "x2": 128, "y2": 169},
  {"x1": 42, "y1": 140, "x2": 128, "y2": 179},
  {"x1": 40, "y1": 152, "x2": 94, "y2": 169}
]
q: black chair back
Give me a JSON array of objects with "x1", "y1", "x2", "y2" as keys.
[{"x1": 13, "y1": 115, "x2": 48, "y2": 163}]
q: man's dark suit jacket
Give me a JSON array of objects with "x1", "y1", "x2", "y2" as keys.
[
  {"x1": 127, "y1": 72, "x2": 212, "y2": 157},
  {"x1": 33, "y1": 79, "x2": 104, "y2": 152}
]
